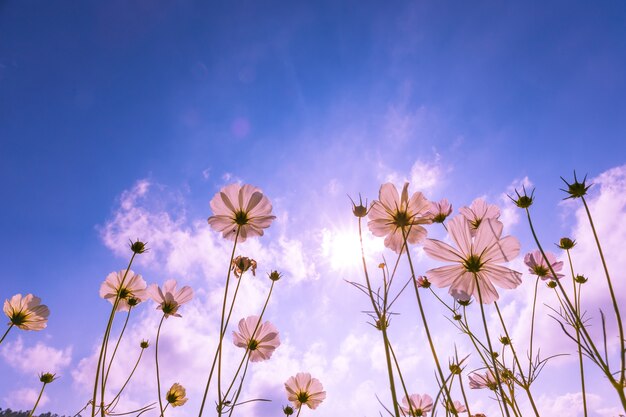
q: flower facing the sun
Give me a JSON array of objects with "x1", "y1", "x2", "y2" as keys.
[
  {"x1": 400, "y1": 393, "x2": 433, "y2": 416},
  {"x1": 99, "y1": 270, "x2": 147, "y2": 312},
  {"x1": 285, "y1": 372, "x2": 326, "y2": 409},
  {"x1": 368, "y1": 182, "x2": 432, "y2": 254},
  {"x1": 232, "y1": 315, "x2": 280, "y2": 362},
  {"x1": 423, "y1": 215, "x2": 522, "y2": 304},
  {"x1": 524, "y1": 250, "x2": 564, "y2": 281},
  {"x1": 3, "y1": 294, "x2": 50, "y2": 331},
  {"x1": 459, "y1": 198, "x2": 501, "y2": 236},
  {"x1": 207, "y1": 183, "x2": 276, "y2": 242},
  {"x1": 148, "y1": 279, "x2": 193, "y2": 318}
]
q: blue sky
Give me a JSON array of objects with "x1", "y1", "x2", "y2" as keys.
[{"x1": 1, "y1": 1, "x2": 626, "y2": 416}]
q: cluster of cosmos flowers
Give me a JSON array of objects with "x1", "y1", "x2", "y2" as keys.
[{"x1": 2, "y1": 172, "x2": 624, "y2": 416}]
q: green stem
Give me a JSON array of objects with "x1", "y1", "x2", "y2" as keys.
[
  {"x1": 107, "y1": 345, "x2": 146, "y2": 413},
  {"x1": 92, "y1": 253, "x2": 136, "y2": 417},
  {"x1": 103, "y1": 307, "x2": 133, "y2": 396},
  {"x1": 527, "y1": 277, "x2": 539, "y2": 380},
  {"x1": 403, "y1": 228, "x2": 457, "y2": 416},
  {"x1": 0, "y1": 323, "x2": 14, "y2": 345},
  {"x1": 155, "y1": 315, "x2": 166, "y2": 417},
  {"x1": 226, "y1": 355, "x2": 252, "y2": 417},
  {"x1": 581, "y1": 196, "x2": 625, "y2": 386},
  {"x1": 494, "y1": 302, "x2": 540, "y2": 417},
  {"x1": 27, "y1": 382, "x2": 47, "y2": 417},
  {"x1": 473, "y1": 274, "x2": 512, "y2": 417},
  {"x1": 198, "y1": 227, "x2": 240, "y2": 417}
]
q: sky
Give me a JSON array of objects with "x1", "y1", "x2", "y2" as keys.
[{"x1": 1, "y1": 1, "x2": 626, "y2": 416}]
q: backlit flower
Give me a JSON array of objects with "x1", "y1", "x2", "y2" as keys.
[
  {"x1": 368, "y1": 182, "x2": 432, "y2": 253},
  {"x1": 444, "y1": 400, "x2": 467, "y2": 413},
  {"x1": 165, "y1": 383, "x2": 188, "y2": 407},
  {"x1": 3, "y1": 294, "x2": 49, "y2": 331},
  {"x1": 468, "y1": 370, "x2": 498, "y2": 390},
  {"x1": 285, "y1": 372, "x2": 326, "y2": 409},
  {"x1": 423, "y1": 215, "x2": 522, "y2": 304},
  {"x1": 429, "y1": 198, "x2": 453, "y2": 223},
  {"x1": 459, "y1": 198, "x2": 501, "y2": 236},
  {"x1": 99, "y1": 270, "x2": 147, "y2": 312},
  {"x1": 148, "y1": 280, "x2": 193, "y2": 318},
  {"x1": 207, "y1": 184, "x2": 276, "y2": 242},
  {"x1": 524, "y1": 250, "x2": 564, "y2": 280},
  {"x1": 232, "y1": 315, "x2": 280, "y2": 362},
  {"x1": 401, "y1": 393, "x2": 433, "y2": 416}
]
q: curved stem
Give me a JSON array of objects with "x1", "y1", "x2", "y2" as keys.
[
  {"x1": 0, "y1": 323, "x2": 14, "y2": 345},
  {"x1": 198, "y1": 227, "x2": 240, "y2": 417},
  {"x1": 103, "y1": 307, "x2": 133, "y2": 396},
  {"x1": 108, "y1": 346, "x2": 146, "y2": 412},
  {"x1": 581, "y1": 196, "x2": 625, "y2": 386},
  {"x1": 27, "y1": 382, "x2": 47, "y2": 417},
  {"x1": 155, "y1": 315, "x2": 166, "y2": 417},
  {"x1": 473, "y1": 274, "x2": 512, "y2": 417},
  {"x1": 403, "y1": 228, "x2": 457, "y2": 416},
  {"x1": 226, "y1": 355, "x2": 252, "y2": 417},
  {"x1": 92, "y1": 253, "x2": 136, "y2": 417},
  {"x1": 527, "y1": 277, "x2": 539, "y2": 380}
]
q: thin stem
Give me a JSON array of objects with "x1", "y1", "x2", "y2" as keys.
[
  {"x1": 527, "y1": 277, "x2": 539, "y2": 380},
  {"x1": 226, "y1": 355, "x2": 252, "y2": 417},
  {"x1": 494, "y1": 302, "x2": 540, "y2": 417},
  {"x1": 27, "y1": 382, "x2": 47, "y2": 417},
  {"x1": 403, "y1": 228, "x2": 457, "y2": 416},
  {"x1": 155, "y1": 315, "x2": 166, "y2": 417},
  {"x1": 92, "y1": 253, "x2": 136, "y2": 417},
  {"x1": 0, "y1": 323, "x2": 14, "y2": 345},
  {"x1": 108, "y1": 346, "x2": 146, "y2": 412},
  {"x1": 103, "y1": 307, "x2": 133, "y2": 395},
  {"x1": 198, "y1": 227, "x2": 240, "y2": 417},
  {"x1": 581, "y1": 196, "x2": 625, "y2": 386},
  {"x1": 473, "y1": 274, "x2": 512, "y2": 417}
]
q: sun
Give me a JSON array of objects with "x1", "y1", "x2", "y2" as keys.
[{"x1": 321, "y1": 226, "x2": 384, "y2": 271}]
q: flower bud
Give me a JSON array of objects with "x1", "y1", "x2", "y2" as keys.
[
  {"x1": 129, "y1": 239, "x2": 148, "y2": 254},
  {"x1": 268, "y1": 270, "x2": 283, "y2": 282},
  {"x1": 560, "y1": 172, "x2": 591, "y2": 199},
  {"x1": 509, "y1": 186, "x2": 534, "y2": 208},
  {"x1": 547, "y1": 280, "x2": 558, "y2": 289},
  {"x1": 350, "y1": 194, "x2": 369, "y2": 218},
  {"x1": 458, "y1": 298, "x2": 472, "y2": 307},
  {"x1": 557, "y1": 237, "x2": 576, "y2": 250},
  {"x1": 575, "y1": 274, "x2": 588, "y2": 284},
  {"x1": 449, "y1": 363, "x2": 462, "y2": 375},
  {"x1": 416, "y1": 276, "x2": 431, "y2": 289},
  {"x1": 140, "y1": 339, "x2": 150, "y2": 349},
  {"x1": 499, "y1": 336, "x2": 511, "y2": 346},
  {"x1": 283, "y1": 405, "x2": 295, "y2": 416},
  {"x1": 453, "y1": 313, "x2": 462, "y2": 321},
  {"x1": 39, "y1": 372, "x2": 57, "y2": 384}
]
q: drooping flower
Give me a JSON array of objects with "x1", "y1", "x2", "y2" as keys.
[
  {"x1": 285, "y1": 372, "x2": 326, "y2": 409},
  {"x1": 524, "y1": 250, "x2": 564, "y2": 281},
  {"x1": 3, "y1": 294, "x2": 50, "y2": 331},
  {"x1": 368, "y1": 182, "x2": 432, "y2": 254},
  {"x1": 231, "y1": 256, "x2": 257, "y2": 278},
  {"x1": 148, "y1": 280, "x2": 193, "y2": 318},
  {"x1": 207, "y1": 184, "x2": 276, "y2": 242},
  {"x1": 99, "y1": 270, "x2": 147, "y2": 312},
  {"x1": 444, "y1": 400, "x2": 468, "y2": 413},
  {"x1": 459, "y1": 198, "x2": 501, "y2": 236},
  {"x1": 165, "y1": 383, "x2": 188, "y2": 407},
  {"x1": 423, "y1": 215, "x2": 522, "y2": 304},
  {"x1": 429, "y1": 198, "x2": 453, "y2": 223},
  {"x1": 400, "y1": 393, "x2": 433, "y2": 416},
  {"x1": 232, "y1": 315, "x2": 280, "y2": 362},
  {"x1": 468, "y1": 370, "x2": 498, "y2": 390}
]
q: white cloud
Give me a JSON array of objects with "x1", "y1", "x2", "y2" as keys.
[
  {"x1": 0, "y1": 337, "x2": 72, "y2": 375},
  {"x1": 3, "y1": 387, "x2": 49, "y2": 410}
]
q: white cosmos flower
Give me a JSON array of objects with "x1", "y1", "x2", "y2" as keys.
[
  {"x1": 3, "y1": 294, "x2": 49, "y2": 331},
  {"x1": 207, "y1": 183, "x2": 276, "y2": 242},
  {"x1": 148, "y1": 279, "x2": 193, "y2": 318},
  {"x1": 423, "y1": 215, "x2": 522, "y2": 304},
  {"x1": 232, "y1": 315, "x2": 280, "y2": 362},
  {"x1": 401, "y1": 393, "x2": 433, "y2": 416},
  {"x1": 459, "y1": 198, "x2": 501, "y2": 236},
  {"x1": 368, "y1": 182, "x2": 432, "y2": 254},
  {"x1": 285, "y1": 372, "x2": 326, "y2": 409},
  {"x1": 99, "y1": 270, "x2": 147, "y2": 312}
]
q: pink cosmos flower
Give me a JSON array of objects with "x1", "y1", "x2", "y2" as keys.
[
  {"x1": 445, "y1": 400, "x2": 468, "y2": 413},
  {"x1": 368, "y1": 182, "x2": 432, "y2": 254},
  {"x1": 3, "y1": 294, "x2": 49, "y2": 331},
  {"x1": 459, "y1": 198, "x2": 501, "y2": 236},
  {"x1": 285, "y1": 372, "x2": 326, "y2": 409},
  {"x1": 207, "y1": 184, "x2": 276, "y2": 242},
  {"x1": 232, "y1": 315, "x2": 280, "y2": 362},
  {"x1": 99, "y1": 270, "x2": 147, "y2": 312},
  {"x1": 429, "y1": 198, "x2": 453, "y2": 223},
  {"x1": 423, "y1": 215, "x2": 522, "y2": 304},
  {"x1": 524, "y1": 250, "x2": 564, "y2": 280},
  {"x1": 468, "y1": 370, "x2": 498, "y2": 390},
  {"x1": 148, "y1": 279, "x2": 193, "y2": 318},
  {"x1": 401, "y1": 393, "x2": 433, "y2": 416}
]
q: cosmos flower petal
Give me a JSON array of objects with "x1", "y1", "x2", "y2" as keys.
[
  {"x1": 427, "y1": 265, "x2": 465, "y2": 288},
  {"x1": 423, "y1": 239, "x2": 462, "y2": 263}
]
